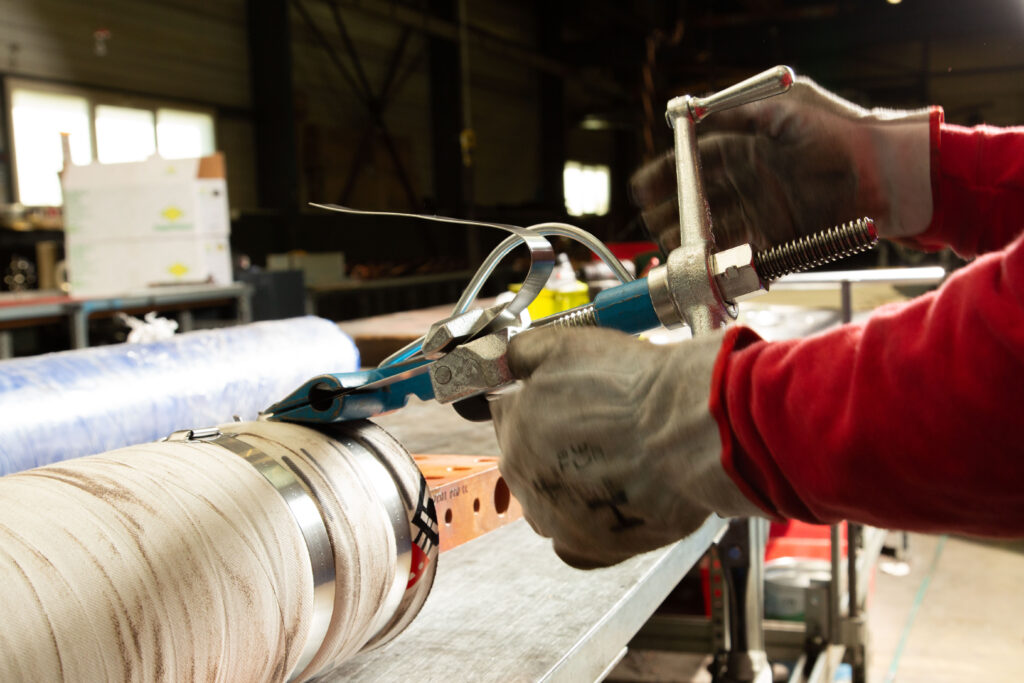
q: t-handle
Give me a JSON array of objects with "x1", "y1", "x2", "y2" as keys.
[
  {"x1": 663, "y1": 65, "x2": 796, "y2": 336},
  {"x1": 668, "y1": 65, "x2": 795, "y2": 124}
]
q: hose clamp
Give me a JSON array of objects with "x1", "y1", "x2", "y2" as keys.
[
  {"x1": 165, "y1": 427, "x2": 335, "y2": 682},
  {"x1": 328, "y1": 433, "x2": 412, "y2": 644}
]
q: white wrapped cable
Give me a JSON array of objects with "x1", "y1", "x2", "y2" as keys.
[
  {"x1": 0, "y1": 420, "x2": 438, "y2": 682},
  {"x1": 0, "y1": 317, "x2": 359, "y2": 475}
]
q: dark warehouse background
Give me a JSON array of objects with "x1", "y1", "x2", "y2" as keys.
[{"x1": 0, "y1": 0, "x2": 1020, "y2": 312}]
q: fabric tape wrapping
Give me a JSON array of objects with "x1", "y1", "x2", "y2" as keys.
[
  {"x1": 220, "y1": 420, "x2": 438, "y2": 678},
  {"x1": 0, "y1": 420, "x2": 438, "y2": 682},
  {"x1": 0, "y1": 439, "x2": 315, "y2": 681},
  {"x1": 167, "y1": 429, "x2": 337, "y2": 681},
  {"x1": 0, "y1": 316, "x2": 359, "y2": 475}
]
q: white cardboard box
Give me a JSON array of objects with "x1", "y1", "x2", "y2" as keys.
[
  {"x1": 66, "y1": 235, "x2": 232, "y2": 296},
  {"x1": 61, "y1": 153, "x2": 232, "y2": 295}
]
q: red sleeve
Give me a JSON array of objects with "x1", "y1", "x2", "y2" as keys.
[
  {"x1": 716, "y1": 232, "x2": 1024, "y2": 536},
  {"x1": 911, "y1": 115, "x2": 1024, "y2": 257},
  {"x1": 710, "y1": 231, "x2": 1024, "y2": 536},
  {"x1": 712, "y1": 232, "x2": 1024, "y2": 536},
  {"x1": 708, "y1": 116, "x2": 1024, "y2": 536}
]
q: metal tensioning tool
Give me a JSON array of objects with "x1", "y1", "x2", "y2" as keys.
[{"x1": 265, "y1": 66, "x2": 879, "y2": 425}]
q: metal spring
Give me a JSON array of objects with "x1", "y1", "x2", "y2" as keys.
[
  {"x1": 753, "y1": 218, "x2": 878, "y2": 281},
  {"x1": 540, "y1": 304, "x2": 598, "y2": 329}
]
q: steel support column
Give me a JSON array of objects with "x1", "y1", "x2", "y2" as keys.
[
  {"x1": 246, "y1": 0, "x2": 300, "y2": 250},
  {"x1": 0, "y1": 75, "x2": 13, "y2": 204},
  {"x1": 428, "y1": 0, "x2": 463, "y2": 218},
  {"x1": 537, "y1": 0, "x2": 565, "y2": 214}
]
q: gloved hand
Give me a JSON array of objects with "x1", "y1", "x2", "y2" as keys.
[
  {"x1": 631, "y1": 76, "x2": 933, "y2": 253},
  {"x1": 489, "y1": 327, "x2": 762, "y2": 569}
]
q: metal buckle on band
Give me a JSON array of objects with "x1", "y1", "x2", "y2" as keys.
[{"x1": 165, "y1": 428, "x2": 335, "y2": 681}]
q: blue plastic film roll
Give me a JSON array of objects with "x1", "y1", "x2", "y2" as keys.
[{"x1": 0, "y1": 317, "x2": 359, "y2": 474}]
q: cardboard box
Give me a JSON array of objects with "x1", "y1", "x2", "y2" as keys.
[
  {"x1": 66, "y1": 235, "x2": 232, "y2": 295},
  {"x1": 61, "y1": 153, "x2": 232, "y2": 295}
]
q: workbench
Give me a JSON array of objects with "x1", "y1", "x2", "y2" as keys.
[
  {"x1": 331, "y1": 397, "x2": 728, "y2": 681},
  {"x1": 0, "y1": 283, "x2": 252, "y2": 357}
]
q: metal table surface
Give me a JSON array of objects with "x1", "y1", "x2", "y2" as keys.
[
  {"x1": 330, "y1": 399, "x2": 726, "y2": 682},
  {"x1": 330, "y1": 518, "x2": 726, "y2": 682}
]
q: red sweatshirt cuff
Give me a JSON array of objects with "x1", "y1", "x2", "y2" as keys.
[
  {"x1": 929, "y1": 106, "x2": 943, "y2": 209},
  {"x1": 709, "y1": 325, "x2": 782, "y2": 519},
  {"x1": 916, "y1": 117, "x2": 1024, "y2": 257},
  {"x1": 901, "y1": 107, "x2": 945, "y2": 252}
]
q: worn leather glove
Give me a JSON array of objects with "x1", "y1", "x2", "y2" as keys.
[
  {"x1": 632, "y1": 76, "x2": 933, "y2": 253},
  {"x1": 489, "y1": 327, "x2": 762, "y2": 569}
]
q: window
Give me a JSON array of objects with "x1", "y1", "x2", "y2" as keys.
[
  {"x1": 11, "y1": 90, "x2": 92, "y2": 207},
  {"x1": 563, "y1": 161, "x2": 610, "y2": 217},
  {"x1": 95, "y1": 105, "x2": 156, "y2": 163},
  {"x1": 8, "y1": 81, "x2": 216, "y2": 206},
  {"x1": 157, "y1": 109, "x2": 215, "y2": 160}
]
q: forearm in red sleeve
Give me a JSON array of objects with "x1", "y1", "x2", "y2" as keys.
[
  {"x1": 709, "y1": 231, "x2": 1024, "y2": 536},
  {"x1": 912, "y1": 115, "x2": 1024, "y2": 257}
]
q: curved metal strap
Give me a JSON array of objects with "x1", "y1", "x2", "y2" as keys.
[
  {"x1": 328, "y1": 433, "x2": 413, "y2": 643},
  {"x1": 380, "y1": 221, "x2": 634, "y2": 368},
  {"x1": 166, "y1": 428, "x2": 335, "y2": 682}
]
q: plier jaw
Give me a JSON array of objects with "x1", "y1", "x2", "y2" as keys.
[
  {"x1": 265, "y1": 360, "x2": 435, "y2": 424},
  {"x1": 265, "y1": 302, "x2": 526, "y2": 425}
]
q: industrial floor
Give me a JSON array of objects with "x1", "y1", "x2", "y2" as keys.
[{"x1": 611, "y1": 532, "x2": 1024, "y2": 682}]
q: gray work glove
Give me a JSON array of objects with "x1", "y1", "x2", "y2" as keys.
[
  {"x1": 490, "y1": 327, "x2": 762, "y2": 569},
  {"x1": 632, "y1": 76, "x2": 933, "y2": 253}
]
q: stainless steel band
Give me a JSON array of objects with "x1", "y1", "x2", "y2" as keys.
[
  {"x1": 329, "y1": 433, "x2": 412, "y2": 644},
  {"x1": 165, "y1": 427, "x2": 335, "y2": 682}
]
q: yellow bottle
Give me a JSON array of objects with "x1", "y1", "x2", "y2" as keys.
[{"x1": 510, "y1": 254, "x2": 588, "y2": 320}]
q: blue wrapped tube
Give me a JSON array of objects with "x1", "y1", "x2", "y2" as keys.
[{"x1": 0, "y1": 317, "x2": 359, "y2": 474}]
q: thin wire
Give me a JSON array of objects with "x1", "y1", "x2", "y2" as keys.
[
  {"x1": 311, "y1": 204, "x2": 555, "y2": 354},
  {"x1": 309, "y1": 202, "x2": 527, "y2": 235}
]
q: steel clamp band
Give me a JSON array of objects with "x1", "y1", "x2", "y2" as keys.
[{"x1": 165, "y1": 427, "x2": 335, "y2": 682}]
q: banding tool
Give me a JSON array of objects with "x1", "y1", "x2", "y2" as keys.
[{"x1": 266, "y1": 66, "x2": 878, "y2": 426}]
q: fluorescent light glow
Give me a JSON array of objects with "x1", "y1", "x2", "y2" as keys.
[
  {"x1": 96, "y1": 105, "x2": 156, "y2": 163},
  {"x1": 11, "y1": 89, "x2": 91, "y2": 206},
  {"x1": 886, "y1": 0, "x2": 901, "y2": 4},
  {"x1": 564, "y1": 161, "x2": 610, "y2": 217}
]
